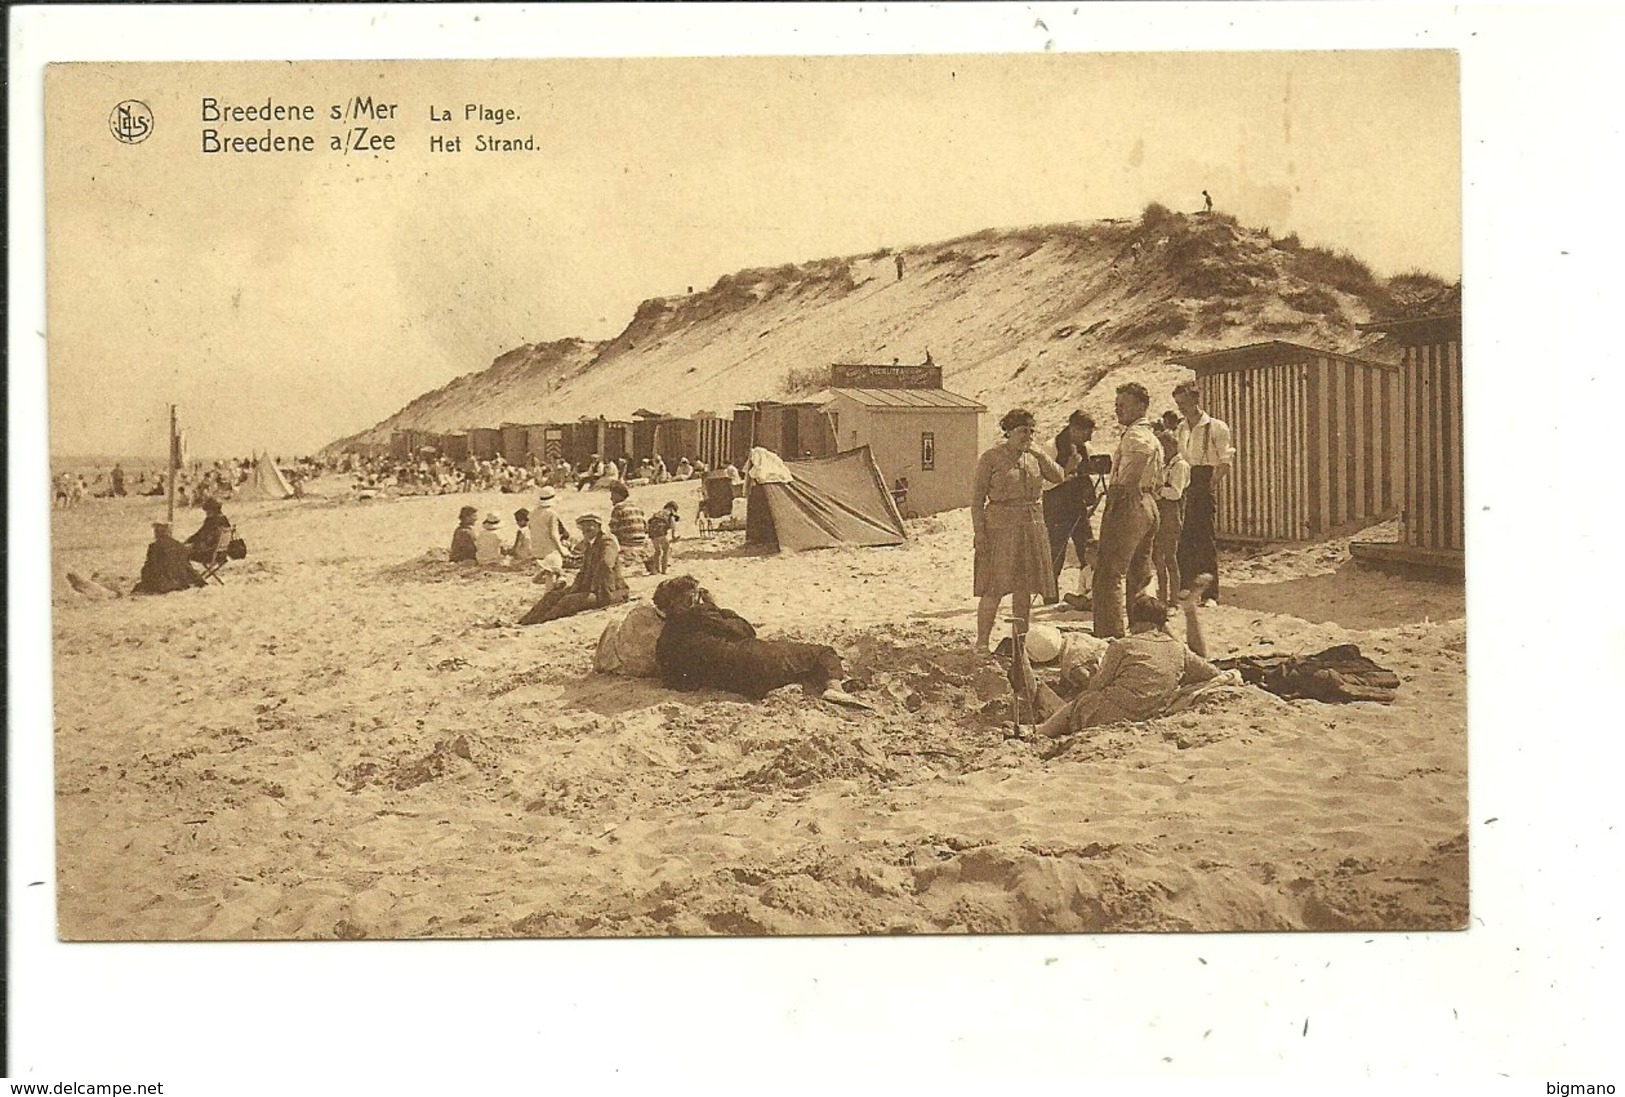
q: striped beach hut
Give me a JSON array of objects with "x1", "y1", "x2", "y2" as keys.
[
  {"x1": 1351, "y1": 313, "x2": 1464, "y2": 570},
  {"x1": 693, "y1": 414, "x2": 732, "y2": 469},
  {"x1": 1170, "y1": 341, "x2": 1405, "y2": 542}
]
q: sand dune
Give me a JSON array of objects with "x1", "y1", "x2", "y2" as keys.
[
  {"x1": 52, "y1": 477, "x2": 1466, "y2": 939},
  {"x1": 333, "y1": 213, "x2": 1450, "y2": 452}
]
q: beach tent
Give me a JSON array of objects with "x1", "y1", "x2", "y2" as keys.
[
  {"x1": 238, "y1": 451, "x2": 296, "y2": 499},
  {"x1": 744, "y1": 445, "x2": 906, "y2": 552}
]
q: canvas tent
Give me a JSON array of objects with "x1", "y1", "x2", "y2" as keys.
[
  {"x1": 744, "y1": 446, "x2": 906, "y2": 552},
  {"x1": 238, "y1": 451, "x2": 296, "y2": 499}
]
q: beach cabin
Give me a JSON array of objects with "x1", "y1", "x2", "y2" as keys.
[
  {"x1": 535, "y1": 425, "x2": 565, "y2": 462},
  {"x1": 600, "y1": 420, "x2": 634, "y2": 465},
  {"x1": 654, "y1": 417, "x2": 700, "y2": 466},
  {"x1": 1350, "y1": 312, "x2": 1464, "y2": 570},
  {"x1": 390, "y1": 430, "x2": 411, "y2": 461},
  {"x1": 499, "y1": 423, "x2": 534, "y2": 464},
  {"x1": 694, "y1": 413, "x2": 732, "y2": 469},
  {"x1": 1169, "y1": 341, "x2": 1404, "y2": 542},
  {"x1": 468, "y1": 427, "x2": 502, "y2": 461},
  {"x1": 557, "y1": 422, "x2": 595, "y2": 467},
  {"x1": 731, "y1": 402, "x2": 838, "y2": 467},
  {"x1": 441, "y1": 432, "x2": 471, "y2": 463},
  {"x1": 822, "y1": 387, "x2": 985, "y2": 516}
]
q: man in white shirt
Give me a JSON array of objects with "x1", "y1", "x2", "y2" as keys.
[
  {"x1": 1092, "y1": 382, "x2": 1163, "y2": 639},
  {"x1": 1173, "y1": 380, "x2": 1235, "y2": 604}
]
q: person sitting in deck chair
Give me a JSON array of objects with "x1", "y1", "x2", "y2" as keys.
[{"x1": 184, "y1": 498, "x2": 233, "y2": 564}]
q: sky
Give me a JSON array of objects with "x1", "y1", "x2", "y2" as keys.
[{"x1": 45, "y1": 50, "x2": 1459, "y2": 459}]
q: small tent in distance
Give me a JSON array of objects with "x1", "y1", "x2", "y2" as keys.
[
  {"x1": 237, "y1": 451, "x2": 296, "y2": 500},
  {"x1": 744, "y1": 446, "x2": 906, "y2": 552}
]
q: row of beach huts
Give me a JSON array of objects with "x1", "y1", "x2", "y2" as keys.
[{"x1": 348, "y1": 319, "x2": 1464, "y2": 570}]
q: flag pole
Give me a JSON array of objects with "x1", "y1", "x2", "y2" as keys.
[{"x1": 167, "y1": 404, "x2": 177, "y2": 527}]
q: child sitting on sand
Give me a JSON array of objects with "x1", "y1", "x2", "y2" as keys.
[
  {"x1": 475, "y1": 513, "x2": 505, "y2": 565},
  {"x1": 508, "y1": 508, "x2": 535, "y2": 565}
]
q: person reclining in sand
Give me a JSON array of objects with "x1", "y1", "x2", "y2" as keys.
[
  {"x1": 132, "y1": 522, "x2": 206, "y2": 595},
  {"x1": 1036, "y1": 575, "x2": 1224, "y2": 739},
  {"x1": 651, "y1": 574, "x2": 855, "y2": 702},
  {"x1": 518, "y1": 513, "x2": 628, "y2": 625}
]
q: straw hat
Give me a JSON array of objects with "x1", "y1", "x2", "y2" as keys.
[
  {"x1": 537, "y1": 486, "x2": 557, "y2": 503},
  {"x1": 1024, "y1": 623, "x2": 1066, "y2": 664},
  {"x1": 482, "y1": 512, "x2": 501, "y2": 528}
]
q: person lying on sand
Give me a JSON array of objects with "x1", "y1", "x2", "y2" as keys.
[
  {"x1": 518, "y1": 513, "x2": 629, "y2": 625},
  {"x1": 132, "y1": 522, "x2": 206, "y2": 595},
  {"x1": 651, "y1": 574, "x2": 855, "y2": 702},
  {"x1": 1036, "y1": 576, "x2": 1220, "y2": 738}
]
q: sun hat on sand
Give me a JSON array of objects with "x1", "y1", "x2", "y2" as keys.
[{"x1": 1024, "y1": 623, "x2": 1066, "y2": 664}]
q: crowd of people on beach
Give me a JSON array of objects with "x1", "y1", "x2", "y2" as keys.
[
  {"x1": 442, "y1": 477, "x2": 690, "y2": 625},
  {"x1": 55, "y1": 455, "x2": 316, "y2": 510},
  {"x1": 966, "y1": 379, "x2": 1238, "y2": 735},
  {"x1": 342, "y1": 451, "x2": 715, "y2": 499},
  {"x1": 971, "y1": 378, "x2": 1232, "y2": 650},
  {"x1": 90, "y1": 377, "x2": 1256, "y2": 735}
]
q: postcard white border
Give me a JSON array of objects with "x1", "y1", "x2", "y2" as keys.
[{"x1": 9, "y1": 2, "x2": 1619, "y2": 1088}]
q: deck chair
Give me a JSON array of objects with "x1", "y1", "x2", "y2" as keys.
[
  {"x1": 696, "y1": 472, "x2": 737, "y2": 535},
  {"x1": 197, "y1": 524, "x2": 237, "y2": 585}
]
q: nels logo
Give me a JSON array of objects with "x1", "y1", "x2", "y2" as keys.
[{"x1": 109, "y1": 100, "x2": 153, "y2": 144}]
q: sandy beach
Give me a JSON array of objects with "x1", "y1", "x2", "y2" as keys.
[{"x1": 51, "y1": 477, "x2": 1466, "y2": 939}]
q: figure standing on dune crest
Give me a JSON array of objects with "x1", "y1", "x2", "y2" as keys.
[
  {"x1": 895, "y1": 253, "x2": 905, "y2": 281},
  {"x1": 1202, "y1": 189, "x2": 1213, "y2": 214}
]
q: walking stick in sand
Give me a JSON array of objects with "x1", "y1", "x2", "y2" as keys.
[{"x1": 1005, "y1": 616, "x2": 1037, "y2": 734}]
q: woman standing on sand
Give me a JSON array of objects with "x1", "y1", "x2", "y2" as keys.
[{"x1": 972, "y1": 408, "x2": 1066, "y2": 652}]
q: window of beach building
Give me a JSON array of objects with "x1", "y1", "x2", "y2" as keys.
[{"x1": 921, "y1": 431, "x2": 935, "y2": 471}]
